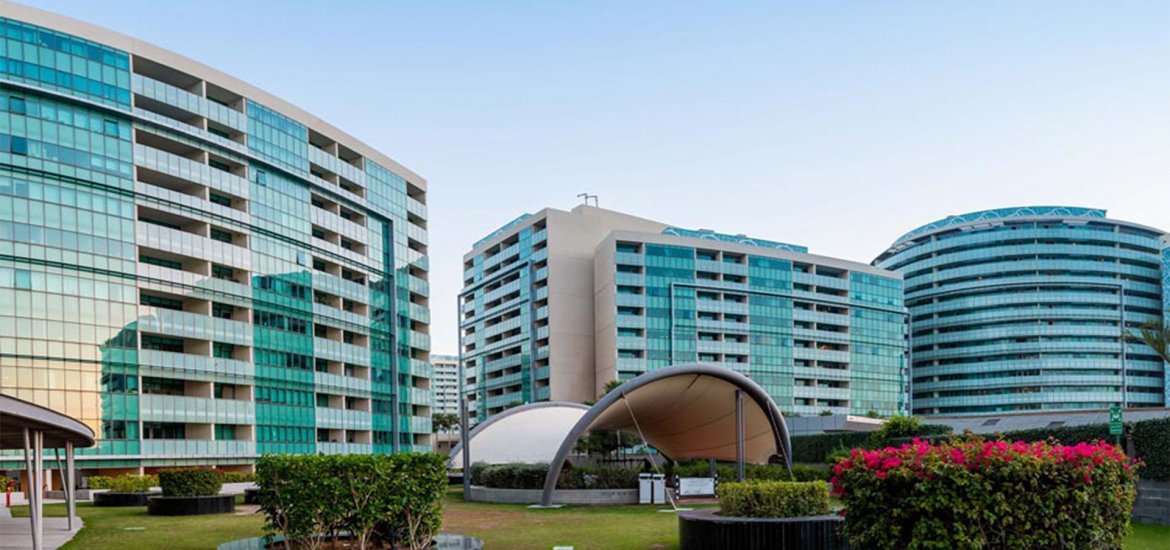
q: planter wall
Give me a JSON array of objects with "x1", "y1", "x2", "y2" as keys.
[
  {"x1": 94, "y1": 492, "x2": 157, "y2": 507},
  {"x1": 679, "y1": 509, "x2": 849, "y2": 550},
  {"x1": 147, "y1": 494, "x2": 235, "y2": 516},
  {"x1": 1134, "y1": 480, "x2": 1170, "y2": 526},
  {"x1": 47, "y1": 489, "x2": 93, "y2": 501},
  {"x1": 468, "y1": 486, "x2": 637, "y2": 505}
]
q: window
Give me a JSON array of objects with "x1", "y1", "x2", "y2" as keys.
[
  {"x1": 210, "y1": 228, "x2": 234, "y2": 243},
  {"x1": 141, "y1": 377, "x2": 184, "y2": 395},
  {"x1": 10, "y1": 136, "x2": 28, "y2": 156},
  {"x1": 103, "y1": 119, "x2": 119, "y2": 136},
  {"x1": 213, "y1": 342, "x2": 235, "y2": 359},
  {"x1": 210, "y1": 193, "x2": 234, "y2": 208},
  {"x1": 9, "y1": 96, "x2": 26, "y2": 114},
  {"x1": 212, "y1": 264, "x2": 235, "y2": 280},
  {"x1": 215, "y1": 424, "x2": 237, "y2": 440},
  {"x1": 255, "y1": 170, "x2": 267, "y2": 185},
  {"x1": 209, "y1": 159, "x2": 231, "y2": 172},
  {"x1": 212, "y1": 302, "x2": 234, "y2": 319},
  {"x1": 316, "y1": 394, "x2": 330, "y2": 407},
  {"x1": 141, "y1": 334, "x2": 184, "y2": 353},
  {"x1": 13, "y1": 269, "x2": 32, "y2": 290},
  {"x1": 102, "y1": 421, "x2": 129, "y2": 440},
  {"x1": 143, "y1": 422, "x2": 185, "y2": 440},
  {"x1": 141, "y1": 294, "x2": 183, "y2": 310},
  {"x1": 140, "y1": 254, "x2": 182, "y2": 270}
]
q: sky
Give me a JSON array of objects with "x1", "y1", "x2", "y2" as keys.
[{"x1": 18, "y1": 0, "x2": 1170, "y2": 354}]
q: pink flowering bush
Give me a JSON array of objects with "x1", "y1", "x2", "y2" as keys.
[{"x1": 830, "y1": 436, "x2": 1138, "y2": 549}]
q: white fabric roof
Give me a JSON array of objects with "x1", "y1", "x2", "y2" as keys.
[{"x1": 447, "y1": 402, "x2": 588, "y2": 467}]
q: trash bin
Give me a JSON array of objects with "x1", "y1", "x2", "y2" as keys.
[
  {"x1": 651, "y1": 474, "x2": 665, "y2": 504},
  {"x1": 639, "y1": 473, "x2": 653, "y2": 504}
]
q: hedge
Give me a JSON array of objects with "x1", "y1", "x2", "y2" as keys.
[
  {"x1": 670, "y1": 461, "x2": 830, "y2": 482},
  {"x1": 472, "y1": 462, "x2": 641, "y2": 490},
  {"x1": 158, "y1": 469, "x2": 223, "y2": 497},
  {"x1": 998, "y1": 417, "x2": 1169, "y2": 481},
  {"x1": 257, "y1": 453, "x2": 447, "y2": 550},
  {"x1": 718, "y1": 481, "x2": 830, "y2": 518},
  {"x1": 221, "y1": 471, "x2": 256, "y2": 483},
  {"x1": 88, "y1": 474, "x2": 158, "y2": 492},
  {"x1": 832, "y1": 436, "x2": 1138, "y2": 549}
]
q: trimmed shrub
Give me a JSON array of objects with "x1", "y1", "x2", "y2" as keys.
[
  {"x1": 107, "y1": 475, "x2": 155, "y2": 494},
  {"x1": 831, "y1": 436, "x2": 1138, "y2": 549},
  {"x1": 475, "y1": 462, "x2": 640, "y2": 489},
  {"x1": 791, "y1": 420, "x2": 953, "y2": 463},
  {"x1": 86, "y1": 475, "x2": 113, "y2": 490},
  {"x1": 158, "y1": 469, "x2": 222, "y2": 497},
  {"x1": 791, "y1": 432, "x2": 873, "y2": 464},
  {"x1": 669, "y1": 461, "x2": 830, "y2": 483},
  {"x1": 221, "y1": 471, "x2": 255, "y2": 483},
  {"x1": 718, "y1": 481, "x2": 830, "y2": 518},
  {"x1": 256, "y1": 453, "x2": 447, "y2": 550}
]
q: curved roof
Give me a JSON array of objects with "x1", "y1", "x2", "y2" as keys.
[
  {"x1": 448, "y1": 402, "x2": 589, "y2": 468},
  {"x1": 0, "y1": 393, "x2": 96, "y2": 449},
  {"x1": 877, "y1": 205, "x2": 1167, "y2": 263},
  {"x1": 540, "y1": 364, "x2": 791, "y2": 505}
]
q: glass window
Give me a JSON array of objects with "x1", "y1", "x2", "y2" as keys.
[{"x1": 14, "y1": 269, "x2": 33, "y2": 289}]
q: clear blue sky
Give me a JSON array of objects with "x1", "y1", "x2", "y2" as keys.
[{"x1": 21, "y1": 0, "x2": 1170, "y2": 354}]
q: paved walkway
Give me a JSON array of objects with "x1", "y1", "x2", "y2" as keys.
[{"x1": 0, "y1": 511, "x2": 83, "y2": 550}]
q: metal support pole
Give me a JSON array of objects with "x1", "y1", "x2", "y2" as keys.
[
  {"x1": 66, "y1": 441, "x2": 76, "y2": 531},
  {"x1": 22, "y1": 427, "x2": 39, "y2": 550},
  {"x1": 458, "y1": 293, "x2": 471, "y2": 501},
  {"x1": 34, "y1": 430, "x2": 44, "y2": 550},
  {"x1": 1120, "y1": 290, "x2": 1127, "y2": 409},
  {"x1": 735, "y1": 390, "x2": 745, "y2": 482},
  {"x1": 54, "y1": 447, "x2": 71, "y2": 531}
]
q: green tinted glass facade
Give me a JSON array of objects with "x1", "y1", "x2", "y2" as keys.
[
  {"x1": 876, "y1": 207, "x2": 1168, "y2": 415},
  {"x1": 608, "y1": 239, "x2": 907, "y2": 417},
  {"x1": 0, "y1": 13, "x2": 430, "y2": 473}
]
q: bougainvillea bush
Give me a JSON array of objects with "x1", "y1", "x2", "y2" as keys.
[{"x1": 830, "y1": 437, "x2": 1138, "y2": 549}]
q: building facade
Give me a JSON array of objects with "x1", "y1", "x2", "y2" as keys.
[
  {"x1": 875, "y1": 206, "x2": 1167, "y2": 415},
  {"x1": 461, "y1": 205, "x2": 907, "y2": 423},
  {"x1": 0, "y1": 2, "x2": 432, "y2": 476},
  {"x1": 431, "y1": 354, "x2": 459, "y2": 417}
]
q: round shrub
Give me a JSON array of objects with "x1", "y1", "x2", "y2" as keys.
[
  {"x1": 86, "y1": 475, "x2": 113, "y2": 490},
  {"x1": 717, "y1": 481, "x2": 830, "y2": 518},
  {"x1": 831, "y1": 437, "x2": 1138, "y2": 549},
  {"x1": 158, "y1": 469, "x2": 223, "y2": 497}
]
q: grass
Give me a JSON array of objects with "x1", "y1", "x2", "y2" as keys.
[
  {"x1": 9, "y1": 492, "x2": 1169, "y2": 549},
  {"x1": 9, "y1": 495, "x2": 263, "y2": 550}
]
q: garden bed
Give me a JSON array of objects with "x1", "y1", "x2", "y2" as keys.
[
  {"x1": 94, "y1": 491, "x2": 159, "y2": 507},
  {"x1": 679, "y1": 508, "x2": 848, "y2": 550},
  {"x1": 147, "y1": 494, "x2": 235, "y2": 516}
]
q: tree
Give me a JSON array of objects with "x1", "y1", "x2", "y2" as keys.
[
  {"x1": 575, "y1": 379, "x2": 628, "y2": 457},
  {"x1": 431, "y1": 413, "x2": 459, "y2": 434},
  {"x1": 1126, "y1": 320, "x2": 1170, "y2": 364}
]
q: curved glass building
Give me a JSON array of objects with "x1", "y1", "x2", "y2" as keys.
[
  {"x1": 875, "y1": 206, "x2": 1167, "y2": 415},
  {"x1": 0, "y1": 2, "x2": 431, "y2": 477}
]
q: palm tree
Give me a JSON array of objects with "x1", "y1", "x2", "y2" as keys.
[{"x1": 1126, "y1": 320, "x2": 1170, "y2": 364}]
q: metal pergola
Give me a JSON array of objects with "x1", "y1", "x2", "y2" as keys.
[{"x1": 0, "y1": 393, "x2": 96, "y2": 550}]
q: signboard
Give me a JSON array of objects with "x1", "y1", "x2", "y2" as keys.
[
  {"x1": 678, "y1": 477, "x2": 716, "y2": 497},
  {"x1": 1109, "y1": 406, "x2": 1123, "y2": 436}
]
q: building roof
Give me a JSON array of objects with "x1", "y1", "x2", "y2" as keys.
[
  {"x1": 927, "y1": 408, "x2": 1170, "y2": 435},
  {"x1": 0, "y1": 393, "x2": 96, "y2": 449}
]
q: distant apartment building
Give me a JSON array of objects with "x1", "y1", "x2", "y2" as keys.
[
  {"x1": 0, "y1": 3, "x2": 432, "y2": 477},
  {"x1": 460, "y1": 205, "x2": 908, "y2": 424},
  {"x1": 431, "y1": 354, "x2": 460, "y2": 416},
  {"x1": 875, "y1": 206, "x2": 1168, "y2": 415}
]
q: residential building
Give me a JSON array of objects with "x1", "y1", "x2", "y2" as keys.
[
  {"x1": 461, "y1": 205, "x2": 908, "y2": 423},
  {"x1": 431, "y1": 354, "x2": 460, "y2": 417},
  {"x1": 874, "y1": 206, "x2": 1168, "y2": 415},
  {"x1": 0, "y1": 2, "x2": 432, "y2": 477}
]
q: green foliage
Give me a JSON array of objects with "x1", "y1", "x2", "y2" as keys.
[
  {"x1": 221, "y1": 471, "x2": 255, "y2": 484},
  {"x1": 474, "y1": 462, "x2": 641, "y2": 490},
  {"x1": 833, "y1": 437, "x2": 1138, "y2": 549},
  {"x1": 998, "y1": 417, "x2": 1169, "y2": 480},
  {"x1": 1125, "y1": 320, "x2": 1170, "y2": 364},
  {"x1": 86, "y1": 475, "x2": 113, "y2": 490},
  {"x1": 158, "y1": 469, "x2": 222, "y2": 497},
  {"x1": 790, "y1": 420, "x2": 953, "y2": 463},
  {"x1": 1129, "y1": 417, "x2": 1169, "y2": 481},
  {"x1": 669, "y1": 461, "x2": 830, "y2": 482},
  {"x1": 106, "y1": 475, "x2": 156, "y2": 494},
  {"x1": 718, "y1": 481, "x2": 830, "y2": 518},
  {"x1": 432, "y1": 412, "x2": 460, "y2": 433},
  {"x1": 256, "y1": 453, "x2": 447, "y2": 550}
]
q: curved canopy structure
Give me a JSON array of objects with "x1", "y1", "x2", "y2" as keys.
[
  {"x1": 448, "y1": 402, "x2": 590, "y2": 468},
  {"x1": 0, "y1": 394, "x2": 95, "y2": 450},
  {"x1": 540, "y1": 364, "x2": 791, "y2": 505}
]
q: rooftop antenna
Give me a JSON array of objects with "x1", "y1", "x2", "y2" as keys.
[{"x1": 577, "y1": 193, "x2": 599, "y2": 207}]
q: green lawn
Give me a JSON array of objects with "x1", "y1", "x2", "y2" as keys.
[{"x1": 10, "y1": 494, "x2": 1169, "y2": 549}]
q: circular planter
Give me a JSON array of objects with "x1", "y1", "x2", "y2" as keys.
[
  {"x1": 679, "y1": 508, "x2": 849, "y2": 550},
  {"x1": 468, "y1": 485, "x2": 638, "y2": 505},
  {"x1": 216, "y1": 534, "x2": 484, "y2": 549},
  {"x1": 147, "y1": 494, "x2": 235, "y2": 516},
  {"x1": 94, "y1": 492, "x2": 158, "y2": 507}
]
